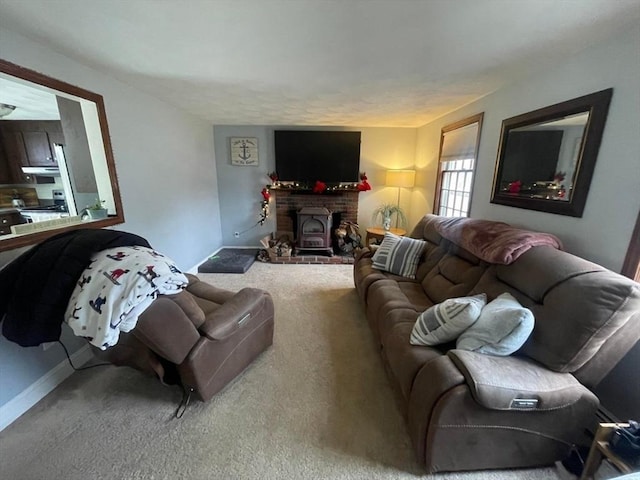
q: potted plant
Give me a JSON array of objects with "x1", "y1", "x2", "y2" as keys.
[
  {"x1": 371, "y1": 203, "x2": 407, "y2": 231},
  {"x1": 86, "y1": 199, "x2": 108, "y2": 220}
]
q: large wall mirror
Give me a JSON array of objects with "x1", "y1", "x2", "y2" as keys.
[
  {"x1": 0, "y1": 59, "x2": 124, "y2": 252},
  {"x1": 491, "y1": 88, "x2": 613, "y2": 217}
]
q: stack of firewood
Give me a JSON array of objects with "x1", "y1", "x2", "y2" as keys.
[
  {"x1": 334, "y1": 221, "x2": 361, "y2": 254},
  {"x1": 258, "y1": 233, "x2": 293, "y2": 262}
]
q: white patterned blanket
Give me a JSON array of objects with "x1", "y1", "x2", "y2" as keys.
[{"x1": 64, "y1": 246, "x2": 188, "y2": 349}]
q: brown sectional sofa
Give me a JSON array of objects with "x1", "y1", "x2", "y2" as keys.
[{"x1": 353, "y1": 214, "x2": 640, "y2": 473}]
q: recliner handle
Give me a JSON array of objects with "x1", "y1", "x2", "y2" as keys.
[{"x1": 238, "y1": 313, "x2": 251, "y2": 326}]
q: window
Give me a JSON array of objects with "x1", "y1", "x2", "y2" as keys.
[{"x1": 434, "y1": 113, "x2": 484, "y2": 218}]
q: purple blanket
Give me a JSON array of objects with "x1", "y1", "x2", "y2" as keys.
[{"x1": 429, "y1": 216, "x2": 563, "y2": 265}]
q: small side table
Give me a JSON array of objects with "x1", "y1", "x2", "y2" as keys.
[
  {"x1": 365, "y1": 227, "x2": 407, "y2": 246},
  {"x1": 580, "y1": 423, "x2": 633, "y2": 480}
]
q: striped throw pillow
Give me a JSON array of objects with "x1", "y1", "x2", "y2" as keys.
[
  {"x1": 371, "y1": 233, "x2": 426, "y2": 279},
  {"x1": 410, "y1": 293, "x2": 487, "y2": 346}
]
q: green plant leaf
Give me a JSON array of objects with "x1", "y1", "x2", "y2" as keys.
[{"x1": 371, "y1": 203, "x2": 407, "y2": 228}]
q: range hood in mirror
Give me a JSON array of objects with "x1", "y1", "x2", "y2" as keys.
[{"x1": 21, "y1": 166, "x2": 61, "y2": 176}]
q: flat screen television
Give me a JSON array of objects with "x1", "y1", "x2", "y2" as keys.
[{"x1": 274, "y1": 130, "x2": 361, "y2": 185}]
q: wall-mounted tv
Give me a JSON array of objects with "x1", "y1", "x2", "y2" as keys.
[{"x1": 274, "y1": 130, "x2": 361, "y2": 184}]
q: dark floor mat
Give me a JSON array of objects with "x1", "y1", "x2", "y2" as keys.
[{"x1": 198, "y1": 248, "x2": 258, "y2": 274}]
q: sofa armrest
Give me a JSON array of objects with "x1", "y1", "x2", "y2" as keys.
[
  {"x1": 355, "y1": 246, "x2": 375, "y2": 262},
  {"x1": 186, "y1": 274, "x2": 236, "y2": 304},
  {"x1": 199, "y1": 288, "x2": 269, "y2": 341},
  {"x1": 447, "y1": 349, "x2": 597, "y2": 411}
]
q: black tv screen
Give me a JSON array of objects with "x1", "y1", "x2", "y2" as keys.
[{"x1": 274, "y1": 130, "x2": 361, "y2": 184}]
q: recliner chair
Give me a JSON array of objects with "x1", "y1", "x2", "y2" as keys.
[{"x1": 92, "y1": 273, "x2": 274, "y2": 401}]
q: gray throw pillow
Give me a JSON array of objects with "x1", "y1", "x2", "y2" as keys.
[
  {"x1": 371, "y1": 233, "x2": 426, "y2": 279},
  {"x1": 410, "y1": 293, "x2": 487, "y2": 346},
  {"x1": 456, "y1": 292, "x2": 534, "y2": 356}
]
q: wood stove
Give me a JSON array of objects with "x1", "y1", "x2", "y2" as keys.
[{"x1": 296, "y1": 207, "x2": 333, "y2": 256}]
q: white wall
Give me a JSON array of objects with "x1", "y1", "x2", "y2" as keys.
[
  {"x1": 413, "y1": 25, "x2": 640, "y2": 272},
  {"x1": 213, "y1": 126, "x2": 416, "y2": 246},
  {"x1": 0, "y1": 27, "x2": 223, "y2": 411},
  {"x1": 359, "y1": 128, "x2": 417, "y2": 232}
]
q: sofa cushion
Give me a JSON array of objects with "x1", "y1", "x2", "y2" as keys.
[
  {"x1": 421, "y1": 252, "x2": 487, "y2": 305},
  {"x1": 165, "y1": 290, "x2": 206, "y2": 328},
  {"x1": 366, "y1": 279, "x2": 432, "y2": 340},
  {"x1": 372, "y1": 233, "x2": 426, "y2": 279},
  {"x1": 495, "y1": 246, "x2": 601, "y2": 302},
  {"x1": 456, "y1": 293, "x2": 534, "y2": 355},
  {"x1": 447, "y1": 349, "x2": 593, "y2": 411},
  {"x1": 410, "y1": 293, "x2": 487, "y2": 346}
]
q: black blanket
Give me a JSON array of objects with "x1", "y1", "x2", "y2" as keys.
[{"x1": 0, "y1": 229, "x2": 151, "y2": 346}]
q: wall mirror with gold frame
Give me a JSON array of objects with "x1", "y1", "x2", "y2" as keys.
[
  {"x1": 0, "y1": 59, "x2": 124, "y2": 252},
  {"x1": 491, "y1": 88, "x2": 613, "y2": 217}
]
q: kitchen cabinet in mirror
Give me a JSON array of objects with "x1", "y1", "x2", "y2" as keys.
[
  {"x1": 491, "y1": 88, "x2": 613, "y2": 217},
  {"x1": 0, "y1": 59, "x2": 124, "y2": 251}
]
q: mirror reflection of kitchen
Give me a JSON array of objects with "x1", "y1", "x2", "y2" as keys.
[
  {"x1": 0, "y1": 75, "x2": 111, "y2": 236},
  {"x1": 499, "y1": 112, "x2": 589, "y2": 202}
]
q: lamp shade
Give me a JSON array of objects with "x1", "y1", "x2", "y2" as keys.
[{"x1": 386, "y1": 169, "x2": 415, "y2": 188}]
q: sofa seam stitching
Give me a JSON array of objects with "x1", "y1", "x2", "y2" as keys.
[
  {"x1": 437, "y1": 424, "x2": 572, "y2": 445},
  {"x1": 565, "y1": 291, "x2": 632, "y2": 369}
]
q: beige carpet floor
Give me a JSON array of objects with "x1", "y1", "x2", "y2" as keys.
[{"x1": 0, "y1": 263, "x2": 564, "y2": 480}]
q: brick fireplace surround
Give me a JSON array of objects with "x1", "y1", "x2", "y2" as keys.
[{"x1": 271, "y1": 189, "x2": 359, "y2": 264}]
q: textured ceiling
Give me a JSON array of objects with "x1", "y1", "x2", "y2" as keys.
[
  {"x1": 0, "y1": 76, "x2": 60, "y2": 120},
  {"x1": 0, "y1": 0, "x2": 639, "y2": 127}
]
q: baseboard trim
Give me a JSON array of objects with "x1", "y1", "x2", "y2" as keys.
[{"x1": 0, "y1": 344, "x2": 93, "y2": 432}]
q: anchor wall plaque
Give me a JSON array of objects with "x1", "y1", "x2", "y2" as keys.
[{"x1": 230, "y1": 137, "x2": 259, "y2": 166}]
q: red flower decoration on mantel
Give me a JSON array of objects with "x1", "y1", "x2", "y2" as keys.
[
  {"x1": 357, "y1": 172, "x2": 372, "y2": 191},
  {"x1": 261, "y1": 187, "x2": 271, "y2": 201},
  {"x1": 312, "y1": 180, "x2": 327, "y2": 193}
]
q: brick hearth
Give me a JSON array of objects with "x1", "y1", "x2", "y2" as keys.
[{"x1": 268, "y1": 254, "x2": 354, "y2": 265}]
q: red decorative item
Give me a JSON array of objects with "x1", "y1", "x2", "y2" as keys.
[
  {"x1": 357, "y1": 180, "x2": 371, "y2": 191},
  {"x1": 357, "y1": 172, "x2": 372, "y2": 191},
  {"x1": 312, "y1": 180, "x2": 327, "y2": 193},
  {"x1": 268, "y1": 171, "x2": 278, "y2": 183},
  {"x1": 508, "y1": 180, "x2": 522, "y2": 193},
  {"x1": 261, "y1": 187, "x2": 271, "y2": 201}
]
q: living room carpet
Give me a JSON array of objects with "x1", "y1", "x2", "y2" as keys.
[{"x1": 0, "y1": 263, "x2": 563, "y2": 480}]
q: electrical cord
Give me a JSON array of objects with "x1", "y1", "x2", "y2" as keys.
[
  {"x1": 59, "y1": 340, "x2": 192, "y2": 418},
  {"x1": 237, "y1": 220, "x2": 263, "y2": 236},
  {"x1": 57, "y1": 340, "x2": 111, "y2": 371},
  {"x1": 174, "y1": 386, "x2": 193, "y2": 419}
]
